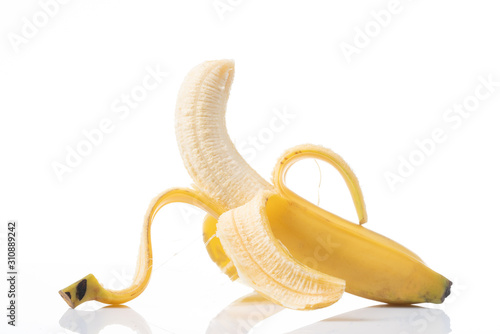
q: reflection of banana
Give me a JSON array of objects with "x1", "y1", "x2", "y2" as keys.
[
  {"x1": 287, "y1": 305, "x2": 451, "y2": 334},
  {"x1": 60, "y1": 60, "x2": 451, "y2": 310},
  {"x1": 206, "y1": 292, "x2": 283, "y2": 334},
  {"x1": 59, "y1": 305, "x2": 152, "y2": 334}
]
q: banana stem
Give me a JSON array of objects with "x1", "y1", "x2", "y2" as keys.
[{"x1": 59, "y1": 188, "x2": 224, "y2": 308}]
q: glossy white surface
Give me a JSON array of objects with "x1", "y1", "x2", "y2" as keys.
[{"x1": 55, "y1": 295, "x2": 452, "y2": 334}]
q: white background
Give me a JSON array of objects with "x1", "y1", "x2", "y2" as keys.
[{"x1": 1, "y1": 0, "x2": 499, "y2": 333}]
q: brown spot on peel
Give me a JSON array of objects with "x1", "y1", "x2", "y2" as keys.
[
  {"x1": 65, "y1": 292, "x2": 71, "y2": 299},
  {"x1": 76, "y1": 279, "x2": 87, "y2": 301}
]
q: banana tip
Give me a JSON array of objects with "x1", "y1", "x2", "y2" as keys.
[
  {"x1": 441, "y1": 280, "x2": 452, "y2": 303},
  {"x1": 206, "y1": 59, "x2": 234, "y2": 72}
]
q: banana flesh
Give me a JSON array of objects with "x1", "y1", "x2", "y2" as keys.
[
  {"x1": 60, "y1": 59, "x2": 451, "y2": 310},
  {"x1": 175, "y1": 60, "x2": 273, "y2": 211}
]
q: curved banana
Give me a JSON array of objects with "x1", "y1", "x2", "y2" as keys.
[{"x1": 60, "y1": 59, "x2": 451, "y2": 311}]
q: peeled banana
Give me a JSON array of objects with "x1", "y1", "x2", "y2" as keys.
[{"x1": 60, "y1": 60, "x2": 451, "y2": 311}]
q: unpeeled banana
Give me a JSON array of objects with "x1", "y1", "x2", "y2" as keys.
[{"x1": 60, "y1": 60, "x2": 451, "y2": 310}]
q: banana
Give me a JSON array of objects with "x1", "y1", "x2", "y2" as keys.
[{"x1": 60, "y1": 59, "x2": 451, "y2": 310}]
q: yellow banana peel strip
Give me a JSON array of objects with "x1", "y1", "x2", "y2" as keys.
[
  {"x1": 59, "y1": 188, "x2": 223, "y2": 308},
  {"x1": 272, "y1": 144, "x2": 367, "y2": 224}
]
